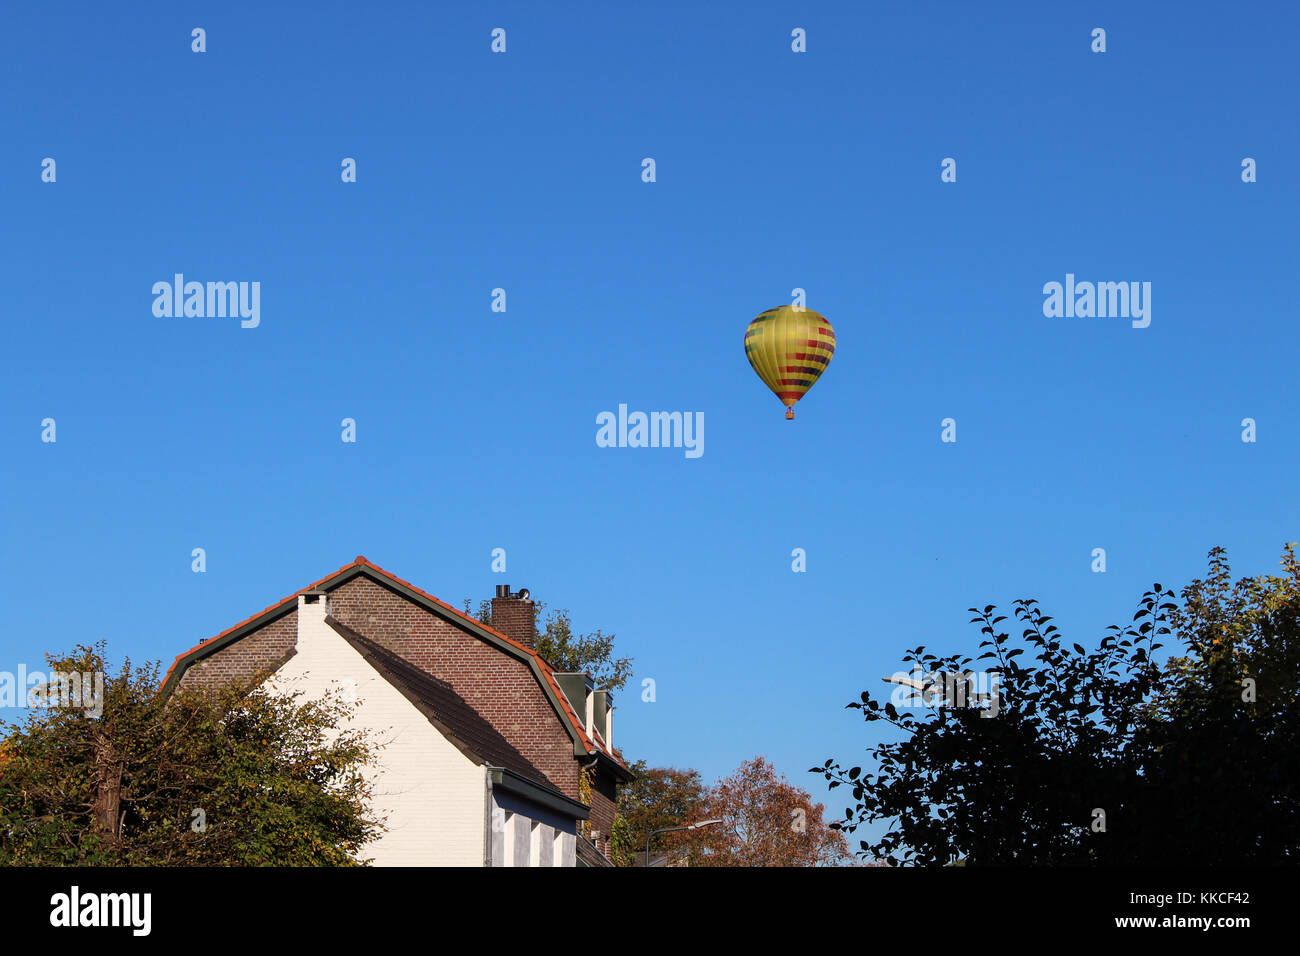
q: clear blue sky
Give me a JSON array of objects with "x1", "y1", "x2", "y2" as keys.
[{"x1": 3, "y1": 1, "x2": 1298, "y2": 837}]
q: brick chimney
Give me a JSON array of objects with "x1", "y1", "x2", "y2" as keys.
[{"x1": 491, "y1": 584, "x2": 536, "y2": 650}]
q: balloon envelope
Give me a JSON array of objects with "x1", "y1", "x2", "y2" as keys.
[{"x1": 744, "y1": 306, "x2": 836, "y2": 419}]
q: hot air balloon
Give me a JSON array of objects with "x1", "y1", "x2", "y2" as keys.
[{"x1": 743, "y1": 305, "x2": 836, "y2": 420}]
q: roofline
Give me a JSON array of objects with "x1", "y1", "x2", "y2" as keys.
[
  {"x1": 591, "y1": 748, "x2": 637, "y2": 782},
  {"x1": 489, "y1": 768, "x2": 591, "y2": 820},
  {"x1": 157, "y1": 556, "x2": 629, "y2": 772}
]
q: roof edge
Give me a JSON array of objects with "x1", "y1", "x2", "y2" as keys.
[{"x1": 490, "y1": 768, "x2": 591, "y2": 821}]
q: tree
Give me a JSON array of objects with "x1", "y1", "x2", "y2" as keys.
[
  {"x1": 612, "y1": 761, "x2": 710, "y2": 866},
  {"x1": 816, "y1": 589, "x2": 1165, "y2": 866},
  {"x1": 698, "y1": 756, "x2": 851, "y2": 866},
  {"x1": 465, "y1": 598, "x2": 633, "y2": 692},
  {"x1": 814, "y1": 546, "x2": 1300, "y2": 865},
  {"x1": 0, "y1": 643, "x2": 382, "y2": 866},
  {"x1": 1136, "y1": 545, "x2": 1300, "y2": 863}
]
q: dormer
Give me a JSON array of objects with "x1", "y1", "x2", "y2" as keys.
[{"x1": 555, "y1": 672, "x2": 614, "y2": 751}]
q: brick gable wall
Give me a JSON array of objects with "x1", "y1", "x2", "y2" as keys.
[
  {"x1": 326, "y1": 575, "x2": 580, "y2": 797},
  {"x1": 175, "y1": 611, "x2": 298, "y2": 691},
  {"x1": 587, "y1": 767, "x2": 618, "y2": 851}
]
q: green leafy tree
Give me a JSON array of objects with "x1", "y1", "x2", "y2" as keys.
[
  {"x1": 0, "y1": 643, "x2": 382, "y2": 866},
  {"x1": 609, "y1": 813, "x2": 636, "y2": 867},
  {"x1": 613, "y1": 761, "x2": 710, "y2": 866},
  {"x1": 1135, "y1": 545, "x2": 1300, "y2": 863},
  {"x1": 465, "y1": 598, "x2": 633, "y2": 692}
]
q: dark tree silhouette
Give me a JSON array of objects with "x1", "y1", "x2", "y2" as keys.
[{"x1": 815, "y1": 546, "x2": 1300, "y2": 866}]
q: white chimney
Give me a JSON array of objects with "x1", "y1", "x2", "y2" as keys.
[{"x1": 297, "y1": 590, "x2": 329, "y2": 644}]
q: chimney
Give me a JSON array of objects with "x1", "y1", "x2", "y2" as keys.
[
  {"x1": 296, "y1": 589, "x2": 329, "y2": 644},
  {"x1": 491, "y1": 584, "x2": 536, "y2": 650}
]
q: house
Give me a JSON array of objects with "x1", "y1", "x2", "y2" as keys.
[{"x1": 159, "y1": 556, "x2": 633, "y2": 866}]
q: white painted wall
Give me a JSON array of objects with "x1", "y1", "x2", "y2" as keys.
[
  {"x1": 557, "y1": 830, "x2": 575, "y2": 867},
  {"x1": 504, "y1": 810, "x2": 529, "y2": 867},
  {"x1": 532, "y1": 821, "x2": 554, "y2": 866},
  {"x1": 490, "y1": 790, "x2": 578, "y2": 867},
  {"x1": 265, "y1": 595, "x2": 486, "y2": 866}
]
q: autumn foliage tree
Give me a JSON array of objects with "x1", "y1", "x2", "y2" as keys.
[
  {"x1": 697, "y1": 757, "x2": 851, "y2": 866},
  {"x1": 613, "y1": 762, "x2": 710, "y2": 865},
  {"x1": 0, "y1": 643, "x2": 382, "y2": 866},
  {"x1": 614, "y1": 757, "x2": 851, "y2": 866}
]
